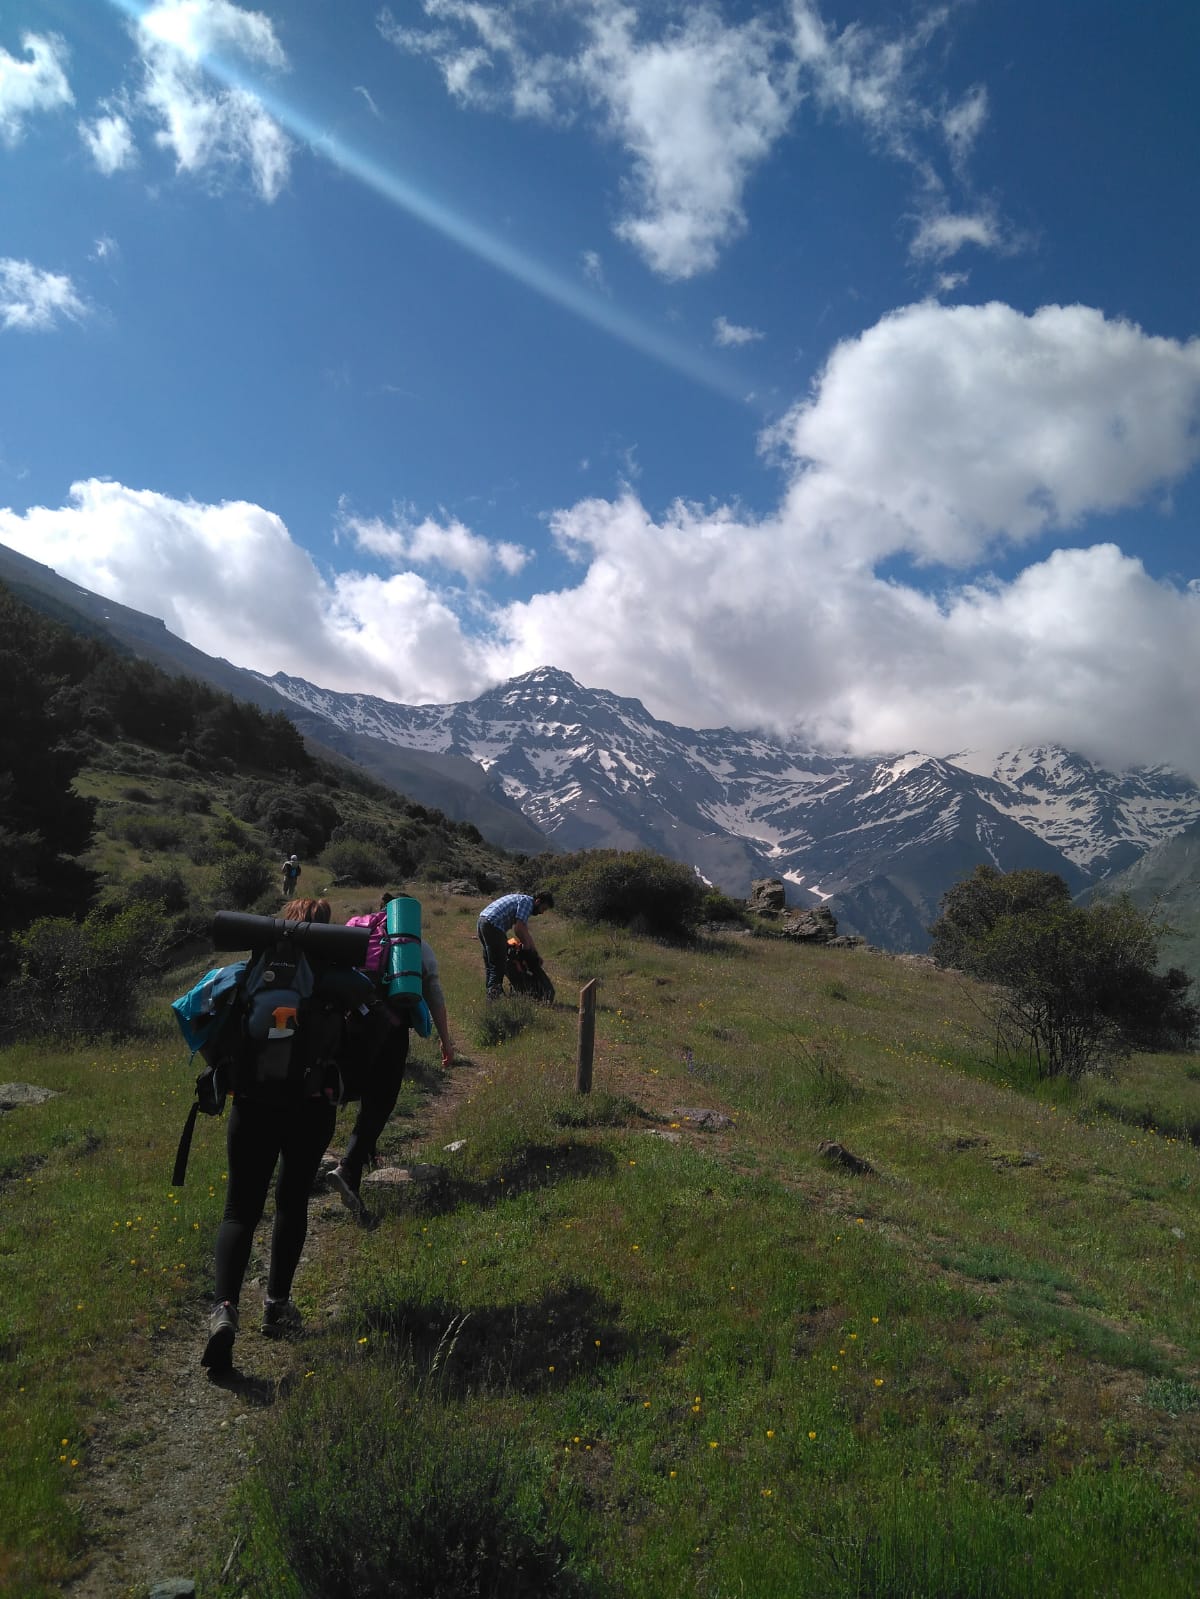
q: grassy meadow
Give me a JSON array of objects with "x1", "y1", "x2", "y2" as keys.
[{"x1": 3, "y1": 887, "x2": 1200, "y2": 1596}]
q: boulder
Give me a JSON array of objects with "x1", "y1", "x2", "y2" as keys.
[
  {"x1": 0, "y1": 1084, "x2": 60, "y2": 1112},
  {"x1": 781, "y1": 906, "x2": 838, "y2": 943},
  {"x1": 748, "y1": 878, "x2": 786, "y2": 913},
  {"x1": 672, "y1": 1107, "x2": 736, "y2": 1131}
]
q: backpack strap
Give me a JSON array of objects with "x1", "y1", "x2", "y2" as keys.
[
  {"x1": 172, "y1": 1101, "x2": 201, "y2": 1188},
  {"x1": 169, "y1": 963, "x2": 245, "y2": 1185}
]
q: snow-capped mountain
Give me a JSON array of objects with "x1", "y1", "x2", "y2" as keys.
[
  {"x1": 255, "y1": 665, "x2": 1200, "y2": 952},
  {"x1": 7, "y1": 535, "x2": 1192, "y2": 956}
]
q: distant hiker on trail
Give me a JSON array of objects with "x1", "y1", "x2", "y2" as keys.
[
  {"x1": 327, "y1": 892, "x2": 456, "y2": 1225},
  {"x1": 477, "y1": 889, "x2": 554, "y2": 1002},
  {"x1": 282, "y1": 855, "x2": 301, "y2": 897},
  {"x1": 201, "y1": 896, "x2": 346, "y2": 1374}
]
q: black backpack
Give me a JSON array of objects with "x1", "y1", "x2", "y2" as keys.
[{"x1": 170, "y1": 913, "x2": 375, "y2": 1184}]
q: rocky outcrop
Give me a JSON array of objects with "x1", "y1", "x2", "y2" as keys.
[
  {"x1": 780, "y1": 905, "x2": 838, "y2": 943},
  {"x1": 748, "y1": 878, "x2": 787, "y2": 913}
]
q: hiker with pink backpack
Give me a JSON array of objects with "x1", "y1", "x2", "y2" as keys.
[{"x1": 325, "y1": 891, "x2": 455, "y2": 1224}]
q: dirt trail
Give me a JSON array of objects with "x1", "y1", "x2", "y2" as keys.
[{"x1": 64, "y1": 1057, "x2": 480, "y2": 1599}]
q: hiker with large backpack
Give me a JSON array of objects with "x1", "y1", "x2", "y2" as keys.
[
  {"x1": 328, "y1": 891, "x2": 455, "y2": 1224},
  {"x1": 173, "y1": 898, "x2": 376, "y2": 1374}
]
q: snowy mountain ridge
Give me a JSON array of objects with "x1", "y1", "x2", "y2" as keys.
[{"x1": 253, "y1": 664, "x2": 1200, "y2": 952}]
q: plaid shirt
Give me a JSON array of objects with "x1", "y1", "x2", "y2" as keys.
[{"x1": 478, "y1": 893, "x2": 534, "y2": 932}]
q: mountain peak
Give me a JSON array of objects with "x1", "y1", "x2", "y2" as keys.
[{"x1": 472, "y1": 666, "x2": 589, "y2": 716}]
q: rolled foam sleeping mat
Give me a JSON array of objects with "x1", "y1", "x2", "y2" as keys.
[{"x1": 210, "y1": 910, "x2": 370, "y2": 965}]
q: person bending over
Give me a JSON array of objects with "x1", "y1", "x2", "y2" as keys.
[{"x1": 476, "y1": 889, "x2": 554, "y2": 1001}]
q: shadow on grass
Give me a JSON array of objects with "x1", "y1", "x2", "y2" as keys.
[
  {"x1": 362, "y1": 1279, "x2": 675, "y2": 1396},
  {"x1": 369, "y1": 1140, "x2": 619, "y2": 1222},
  {"x1": 206, "y1": 1368, "x2": 286, "y2": 1405}
]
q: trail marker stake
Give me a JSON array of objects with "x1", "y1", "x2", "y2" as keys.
[{"x1": 577, "y1": 979, "x2": 597, "y2": 1094}]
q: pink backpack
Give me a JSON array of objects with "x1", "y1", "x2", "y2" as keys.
[{"x1": 345, "y1": 911, "x2": 389, "y2": 979}]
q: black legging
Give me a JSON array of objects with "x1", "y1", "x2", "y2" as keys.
[
  {"x1": 339, "y1": 1016, "x2": 410, "y2": 1187},
  {"x1": 214, "y1": 1095, "x2": 336, "y2": 1305}
]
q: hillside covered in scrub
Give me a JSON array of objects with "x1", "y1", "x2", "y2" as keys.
[{"x1": 0, "y1": 578, "x2": 526, "y2": 959}]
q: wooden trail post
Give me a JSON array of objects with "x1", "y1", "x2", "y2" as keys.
[{"x1": 576, "y1": 979, "x2": 597, "y2": 1094}]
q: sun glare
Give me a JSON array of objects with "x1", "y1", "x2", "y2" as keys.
[{"x1": 104, "y1": 0, "x2": 747, "y2": 403}]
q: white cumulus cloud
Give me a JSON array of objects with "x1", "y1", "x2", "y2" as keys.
[
  {"x1": 714, "y1": 315, "x2": 764, "y2": 347},
  {"x1": 80, "y1": 111, "x2": 138, "y2": 174},
  {"x1": 132, "y1": 0, "x2": 293, "y2": 201},
  {"x1": 775, "y1": 301, "x2": 1200, "y2": 566},
  {"x1": 341, "y1": 506, "x2": 531, "y2": 584},
  {"x1": 0, "y1": 479, "x2": 490, "y2": 703},
  {"x1": 4, "y1": 302, "x2": 1199, "y2": 773},
  {"x1": 383, "y1": 0, "x2": 995, "y2": 281},
  {"x1": 0, "y1": 259, "x2": 87, "y2": 332},
  {"x1": 0, "y1": 31, "x2": 73, "y2": 144}
]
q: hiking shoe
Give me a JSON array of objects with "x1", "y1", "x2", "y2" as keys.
[
  {"x1": 201, "y1": 1300, "x2": 238, "y2": 1372},
  {"x1": 327, "y1": 1165, "x2": 370, "y2": 1226},
  {"x1": 261, "y1": 1298, "x2": 304, "y2": 1338}
]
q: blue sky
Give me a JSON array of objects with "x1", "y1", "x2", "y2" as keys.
[{"x1": 2, "y1": 0, "x2": 1200, "y2": 772}]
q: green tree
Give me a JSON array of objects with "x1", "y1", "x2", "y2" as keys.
[{"x1": 929, "y1": 867, "x2": 1198, "y2": 1078}]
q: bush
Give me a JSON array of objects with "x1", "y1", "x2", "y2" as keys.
[
  {"x1": 328, "y1": 819, "x2": 416, "y2": 877},
  {"x1": 107, "y1": 808, "x2": 186, "y2": 850},
  {"x1": 256, "y1": 788, "x2": 342, "y2": 855},
  {"x1": 7, "y1": 902, "x2": 170, "y2": 1040},
  {"x1": 474, "y1": 996, "x2": 537, "y2": 1047},
  {"x1": 214, "y1": 851, "x2": 274, "y2": 909},
  {"x1": 168, "y1": 789, "x2": 211, "y2": 815},
  {"x1": 115, "y1": 868, "x2": 191, "y2": 914},
  {"x1": 547, "y1": 849, "x2": 706, "y2": 940},
  {"x1": 237, "y1": 1371, "x2": 594, "y2": 1599},
  {"x1": 701, "y1": 889, "x2": 747, "y2": 924},
  {"x1": 320, "y1": 838, "x2": 392, "y2": 887}
]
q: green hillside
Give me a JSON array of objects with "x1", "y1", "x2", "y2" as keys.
[
  {"x1": 0, "y1": 548, "x2": 550, "y2": 861},
  {"x1": 3, "y1": 902, "x2": 1200, "y2": 1595},
  {"x1": 1088, "y1": 819, "x2": 1200, "y2": 984},
  {"x1": 0, "y1": 576, "x2": 528, "y2": 956}
]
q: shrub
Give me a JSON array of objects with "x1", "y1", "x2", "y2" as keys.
[
  {"x1": 701, "y1": 889, "x2": 747, "y2": 924},
  {"x1": 7, "y1": 902, "x2": 170, "y2": 1040},
  {"x1": 474, "y1": 996, "x2": 537, "y2": 1047},
  {"x1": 321, "y1": 838, "x2": 392, "y2": 887},
  {"x1": 214, "y1": 851, "x2": 274, "y2": 909},
  {"x1": 115, "y1": 868, "x2": 191, "y2": 914},
  {"x1": 237, "y1": 1371, "x2": 593, "y2": 1599},
  {"x1": 548, "y1": 849, "x2": 706, "y2": 940},
  {"x1": 328, "y1": 819, "x2": 416, "y2": 876},
  {"x1": 254, "y1": 788, "x2": 342, "y2": 854},
  {"x1": 107, "y1": 808, "x2": 186, "y2": 850},
  {"x1": 168, "y1": 789, "x2": 211, "y2": 815}
]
